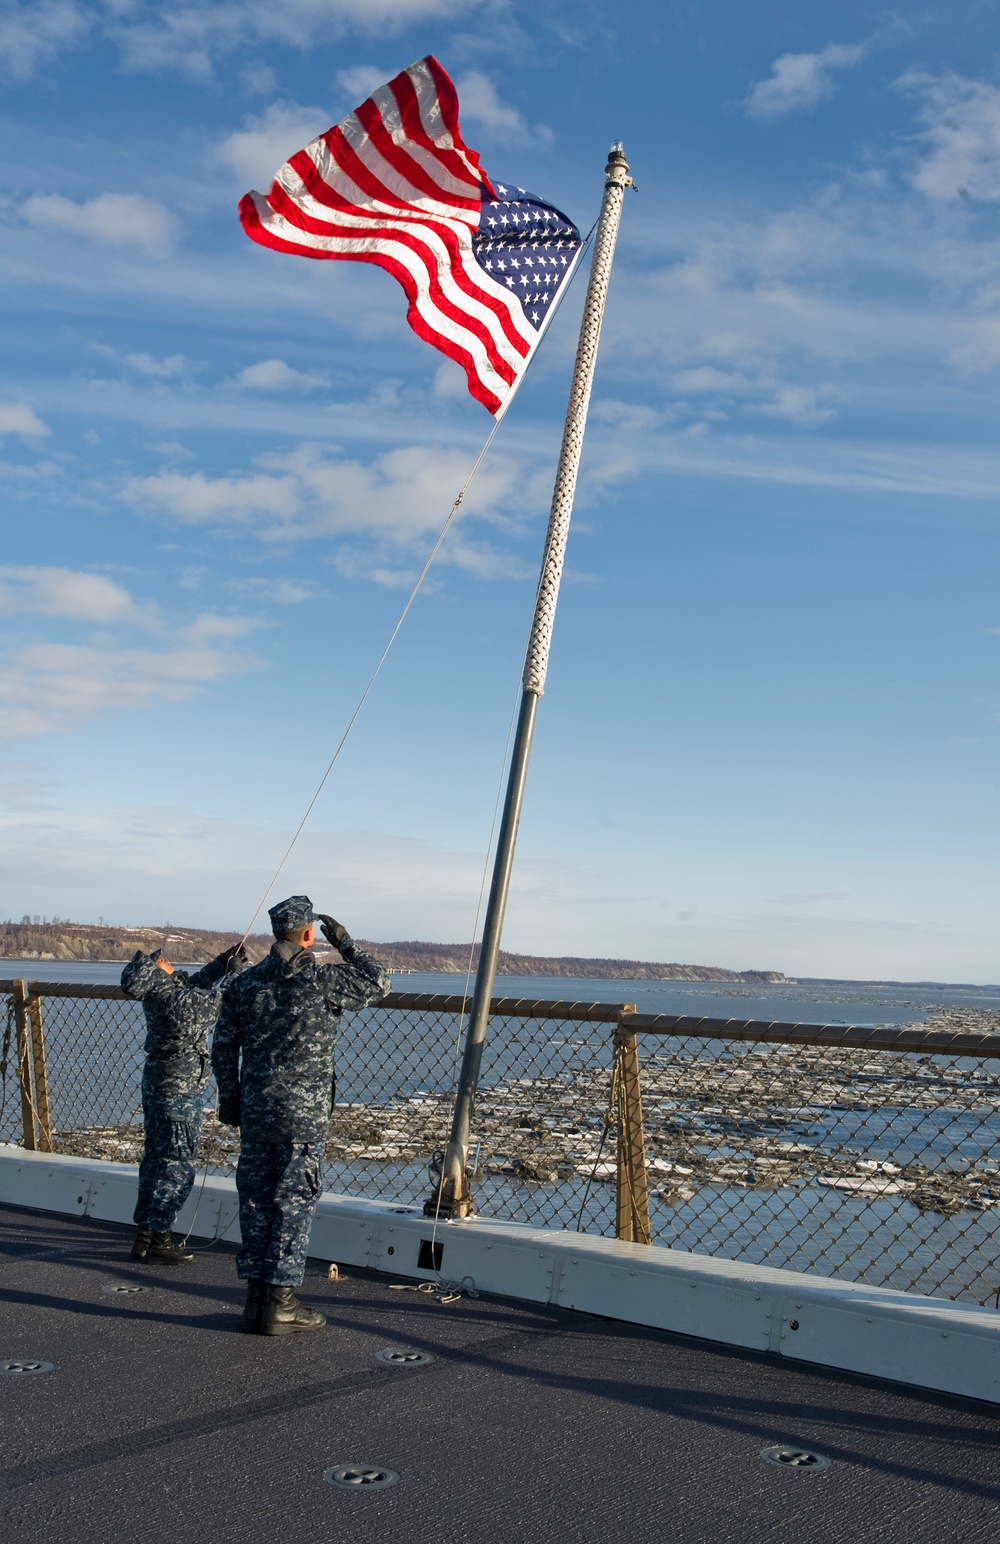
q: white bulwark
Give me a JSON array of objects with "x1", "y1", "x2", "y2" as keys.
[{"x1": 3, "y1": 1144, "x2": 998, "y2": 1407}]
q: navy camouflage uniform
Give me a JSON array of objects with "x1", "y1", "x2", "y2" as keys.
[
  {"x1": 212, "y1": 900, "x2": 389, "y2": 1286},
  {"x1": 122, "y1": 948, "x2": 237, "y2": 1233}
]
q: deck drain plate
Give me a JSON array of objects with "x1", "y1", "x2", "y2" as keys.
[
  {"x1": 1, "y1": 1360, "x2": 54, "y2": 1376},
  {"x1": 103, "y1": 1283, "x2": 150, "y2": 1295},
  {"x1": 761, "y1": 1445, "x2": 832, "y2": 1472},
  {"x1": 376, "y1": 1347, "x2": 435, "y2": 1367},
  {"x1": 325, "y1": 1464, "x2": 400, "y2": 1491}
]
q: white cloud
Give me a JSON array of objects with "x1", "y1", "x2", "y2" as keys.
[
  {"x1": 454, "y1": 70, "x2": 550, "y2": 147},
  {"x1": 746, "y1": 43, "x2": 865, "y2": 120},
  {"x1": 22, "y1": 192, "x2": 177, "y2": 258},
  {"x1": 0, "y1": 0, "x2": 89, "y2": 79},
  {"x1": 335, "y1": 64, "x2": 392, "y2": 101},
  {"x1": 122, "y1": 441, "x2": 551, "y2": 580},
  {"x1": 234, "y1": 358, "x2": 329, "y2": 391},
  {"x1": 753, "y1": 384, "x2": 844, "y2": 425},
  {"x1": 126, "y1": 352, "x2": 188, "y2": 378},
  {"x1": 0, "y1": 567, "x2": 151, "y2": 625},
  {"x1": 0, "y1": 403, "x2": 49, "y2": 439},
  {"x1": 110, "y1": 1, "x2": 478, "y2": 78},
  {"x1": 0, "y1": 612, "x2": 259, "y2": 737},
  {"x1": 215, "y1": 102, "x2": 333, "y2": 188},
  {"x1": 671, "y1": 367, "x2": 750, "y2": 395},
  {"x1": 905, "y1": 72, "x2": 1000, "y2": 203}
]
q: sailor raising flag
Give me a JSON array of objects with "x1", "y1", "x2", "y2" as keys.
[{"x1": 238, "y1": 55, "x2": 582, "y2": 415}]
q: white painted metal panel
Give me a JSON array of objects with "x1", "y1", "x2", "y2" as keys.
[
  {"x1": 308, "y1": 1207, "x2": 374, "y2": 1269},
  {"x1": 558, "y1": 1257, "x2": 774, "y2": 1351},
  {"x1": 0, "y1": 1151, "x2": 92, "y2": 1217},
  {"x1": 777, "y1": 1299, "x2": 1000, "y2": 1404}
]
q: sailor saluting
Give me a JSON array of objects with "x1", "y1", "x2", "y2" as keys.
[
  {"x1": 121, "y1": 939, "x2": 246, "y2": 1265},
  {"x1": 211, "y1": 896, "x2": 389, "y2": 1335}
]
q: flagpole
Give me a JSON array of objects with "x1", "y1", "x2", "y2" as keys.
[{"x1": 427, "y1": 142, "x2": 635, "y2": 1218}]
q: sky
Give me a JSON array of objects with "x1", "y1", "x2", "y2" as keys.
[{"x1": 2, "y1": 0, "x2": 1000, "y2": 980}]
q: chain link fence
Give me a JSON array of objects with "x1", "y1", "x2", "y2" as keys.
[{"x1": 3, "y1": 978, "x2": 1000, "y2": 1306}]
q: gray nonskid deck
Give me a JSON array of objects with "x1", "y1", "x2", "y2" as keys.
[{"x1": 2, "y1": 1202, "x2": 998, "y2": 1544}]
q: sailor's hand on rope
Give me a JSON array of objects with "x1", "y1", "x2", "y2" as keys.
[
  {"x1": 222, "y1": 943, "x2": 248, "y2": 973},
  {"x1": 217, "y1": 1096, "x2": 241, "y2": 1127},
  {"x1": 318, "y1": 914, "x2": 353, "y2": 953}
]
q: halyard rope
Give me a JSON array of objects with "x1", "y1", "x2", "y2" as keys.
[{"x1": 235, "y1": 225, "x2": 596, "y2": 948}]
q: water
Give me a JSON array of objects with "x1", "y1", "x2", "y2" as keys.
[{"x1": 5, "y1": 962, "x2": 1000, "y2": 1023}]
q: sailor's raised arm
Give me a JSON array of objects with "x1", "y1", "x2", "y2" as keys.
[{"x1": 316, "y1": 914, "x2": 390, "y2": 1009}]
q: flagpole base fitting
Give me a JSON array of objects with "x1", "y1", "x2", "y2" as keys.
[
  {"x1": 423, "y1": 1149, "x2": 474, "y2": 1218},
  {"x1": 422, "y1": 1188, "x2": 474, "y2": 1220}
]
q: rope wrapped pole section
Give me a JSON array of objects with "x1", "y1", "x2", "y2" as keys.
[{"x1": 426, "y1": 143, "x2": 635, "y2": 1219}]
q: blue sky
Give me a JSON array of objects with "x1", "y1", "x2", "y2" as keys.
[{"x1": 2, "y1": 0, "x2": 1000, "y2": 980}]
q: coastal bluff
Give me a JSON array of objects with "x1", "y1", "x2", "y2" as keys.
[{"x1": 0, "y1": 921, "x2": 788, "y2": 983}]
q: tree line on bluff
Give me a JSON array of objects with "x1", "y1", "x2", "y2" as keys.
[{"x1": 0, "y1": 921, "x2": 788, "y2": 982}]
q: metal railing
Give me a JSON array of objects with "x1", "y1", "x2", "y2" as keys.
[{"x1": 3, "y1": 978, "x2": 1000, "y2": 1306}]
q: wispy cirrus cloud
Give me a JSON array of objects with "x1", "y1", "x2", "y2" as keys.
[
  {"x1": 0, "y1": 0, "x2": 89, "y2": 79},
  {"x1": 745, "y1": 42, "x2": 866, "y2": 119},
  {"x1": 23, "y1": 192, "x2": 178, "y2": 258},
  {"x1": 109, "y1": 0, "x2": 483, "y2": 78},
  {"x1": 0, "y1": 403, "x2": 49, "y2": 438},
  {"x1": 121, "y1": 441, "x2": 550, "y2": 582},
  {"x1": 0, "y1": 567, "x2": 152, "y2": 625},
  {"x1": 233, "y1": 359, "x2": 329, "y2": 391},
  {"x1": 214, "y1": 102, "x2": 332, "y2": 188},
  {"x1": 0, "y1": 566, "x2": 260, "y2": 736},
  {"x1": 903, "y1": 71, "x2": 1000, "y2": 203}
]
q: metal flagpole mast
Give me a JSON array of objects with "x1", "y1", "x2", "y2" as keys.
[{"x1": 426, "y1": 142, "x2": 635, "y2": 1218}]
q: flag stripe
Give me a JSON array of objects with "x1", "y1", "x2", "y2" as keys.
[
  {"x1": 240, "y1": 193, "x2": 512, "y2": 412},
  {"x1": 245, "y1": 185, "x2": 530, "y2": 373},
  {"x1": 264, "y1": 169, "x2": 535, "y2": 354}
]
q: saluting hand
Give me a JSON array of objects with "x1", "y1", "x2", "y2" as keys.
[{"x1": 318, "y1": 914, "x2": 353, "y2": 952}]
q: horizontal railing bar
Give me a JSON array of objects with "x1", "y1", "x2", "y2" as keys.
[
  {"x1": 381, "y1": 992, "x2": 627, "y2": 1021},
  {"x1": 0, "y1": 982, "x2": 127, "y2": 998},
  {"x1": 619, "y1": 1012, "x2": 1000, "y2": 1056},
  {"x1": 0, "y1": 983, "x2": 629, "y2": 1021},
  {"x1": 2, "y1": 982, "x2": 997, "y2": 1054}
]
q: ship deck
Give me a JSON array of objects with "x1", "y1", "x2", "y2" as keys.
[{"x1": 3, "y1": 1200, "x2": 1000, "y2": 1544}]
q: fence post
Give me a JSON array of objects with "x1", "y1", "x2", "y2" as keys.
[
  {"x1": 12, "y1": 979, "x2": 37, "y2": 1151},
  {"x1": 26, "y1": 988, "x2": 53, "y2": 1152},
  {"x1": 614, "y1": 1012, "x2": 651, "y2": 1245}
]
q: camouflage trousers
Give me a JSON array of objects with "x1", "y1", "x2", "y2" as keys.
[
  {"x1": 235, "y1": 1140, "x2": 322, "y2": 1286},
  {"x1": 133, "y1": 1078, "x2": 206, "y2": 1232}
]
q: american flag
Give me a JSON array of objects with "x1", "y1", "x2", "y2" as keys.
[{"x1": 239, "y1": 56, "x2": 582, "y2": 416}]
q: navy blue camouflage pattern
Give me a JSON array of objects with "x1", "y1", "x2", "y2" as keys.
[
  {"x1": 235, "y1": 1140, "x2": 322, "y2": 1284},
  {"x1": 122, "y1": 948, "x2": 236, "y2": 1099},
  {"x1": 122, "y1": 947, "x2": 239, "y2": 1230},
  {"x1": 213, "y1": 930, "x2": 388, "y2": 1286},
  {"x1": 133, "y1": 1082, "x2": 205, "y2": 1232},
  {"x1": 211, "y1": 939, "x2": 389, "y2": 1143}
]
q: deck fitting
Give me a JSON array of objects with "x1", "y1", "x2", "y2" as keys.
[
  {"x1": 761, "y1": 1445, "x2": 832, "y2": 1471},
  {"x1": 1, "y1": 1360, "x2": 54, "y2": 1375},
  {"x1": 102, "y1": 1283, "x2": 149, "y2": 1295},
  {"x1": 325, "y1": 1464, "x2": 401, "y2": 1490},
  {"x1": 376, "y1": 1347, "x2": 435, "y2": 1367}
]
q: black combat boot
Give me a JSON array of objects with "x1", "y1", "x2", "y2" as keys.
[
  {"x1": 242, "y1": 1279, "x2": 266, "y2": 1334},
  {"x1": 260, "y1": 1285, "x2": 326, "y2": 1336},
  {"x1": 132, "y1": 1229, "x2": 194, "y2": 1266},
  {"x1": 131, "y1": 1227, "x2": 153, "y2": 1261}
]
